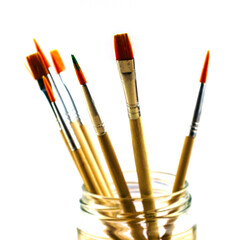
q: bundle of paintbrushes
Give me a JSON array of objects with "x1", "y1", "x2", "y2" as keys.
[{"x1": 26, "y1": 35, "x2": 209, "y2": 240}]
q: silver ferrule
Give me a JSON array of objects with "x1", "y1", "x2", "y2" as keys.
[
  {"x1": 117, "y1": 59, "x2": 140, "y2": 120},
  {"x1": 81, "y1": 84, "x2": 106, "y2": 136},
  {"x1": 189, "y1": 83, "x2": 206, "y2": 137},
  {"x1": 48, "y1": 69, "x2": 72, "y2": 122},
  {"x1": 52, "y1": 102, "x2": 80, "y2": 151},
  {"x1": 59, "y1": 73, "x2": 82, "y2": 124}
]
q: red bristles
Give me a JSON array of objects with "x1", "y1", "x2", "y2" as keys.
[
  {"x1": 71, "y1": 54, "x2": 87, "y2": 85},
  {"x1": 200, "y1": 51, "x2": 210, "y2": 84},
  {"x1": 43, "y1": 76, "x2": 56, "y2": 102},
  {"x1": 26, "y1": 53, "x2": 48, "y2": 80},
  {"x1": 50, "y1": 49, "x2": 66, "y2": 74},
  {"x1": 114, "y1": 33, "x2": 134, "y2": 61},
  {"x1": 33, "y1": 38, "x2": 51, "y2": 69}
]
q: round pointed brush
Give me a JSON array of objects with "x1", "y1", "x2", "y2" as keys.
[
  {"x1": 162, "y1": 51, "x2": 210, "y2": 239},
  {"x1": 72, "y1": 54, "x2": 146, "y2": 240}
]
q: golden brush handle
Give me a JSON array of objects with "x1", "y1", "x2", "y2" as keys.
[
  {"x1": 97, "y1": 133, "x2": 132, "y2": 200},
  {"x1": 98, "y1": 132, "x2": 146, "y2": 240},
  {"x1": 78, "y1": 121, "x2": 113, "y2": 197},
  {"x1": 59, "y1": 129, "x2": 72, "y2": 155},
  {"x1": 172, "y1": 136, "x2": 195, "y2": 192},
  {"x1": 71, "y1": 148, "x2": 102, "y2": 194},
  {"x1": 59, "y1": 129, "x2": 101, "y2": 194},
  {"x1": 70, "y1": 120, "x2": 112, "y2": 197},
  {"x1": 161, "y1": 136, "x2": 195, "y2": 240},
  {"x1": 129, "y1": 118, "x2": 154, "y2": 204},
  {"x1": 129, "y1": 118, "x2": 159, "y2": 240}
]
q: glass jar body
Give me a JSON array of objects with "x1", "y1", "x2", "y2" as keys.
[{"x1": 77, "y1": 172, "x2": 196, "y2": 240}]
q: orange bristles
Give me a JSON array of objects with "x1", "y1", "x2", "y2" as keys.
[
  {"x1": 50, "y1": 49, "x2": 66, "y2": 74},
  {"x1": 43, "y1": 76, "x2": 56, "y2": 102},
  {"x1": 26, "y1": 53, "x2": 48, "y2": 80},
  {"x1": 114, "y1": 33, "x2": 134, "y2": 60},
  {"x1": 199, "y1": 51, "x2": 210, "y2": 84},
  {"x1": 71, "y1": 54, "x2": 87, "y2": 85},
  {"x1": 33, "y1": 38, "x2": 51, "y2": 68}
]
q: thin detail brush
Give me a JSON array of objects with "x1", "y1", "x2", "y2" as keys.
[
  {"x1": 173, "y1": 50, "x2": 210, "y2": 193},
  {"x1": 162, "y1": 51, "x2": 210, "y2": 239},
  {"x1": 50, "y1": 49, "x2": 113, "y2": 197},
  {"x1": 114, "y1": 33, "x2": 158, "y2": 240},
  {"x1": 72, "y1": 54, "x2": 146, "y2": 240}
]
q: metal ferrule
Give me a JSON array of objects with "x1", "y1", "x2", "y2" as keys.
[
  {"x1": 117, "y1": 59, "x2": 140, "y2": 120},
  {"x1": 81, "y1": 84, "x2": 106, "y2": 136},
  {"x1": 59, "y1": 73, "x2": 82, "y2": 124},
  {"x1": 48, "y1": 69, "x2": 72, "y2": 122},
  {"x1": 189, "y1": 83, "x2": 206, "y2": 137},
  {"x1": 52, "y1": 102, "x2": 80, "y2": 151}
]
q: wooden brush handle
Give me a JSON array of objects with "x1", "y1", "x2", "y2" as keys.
[
  {"x1": 97, "y1": 133, "x2": 132, "y2": 200},
  {"x1": 70, "y1": 120, "x2": 112, "y2": 197},
  {"x1": 129, "y1": 118, "x2": 154, "y2": 204},
  {"x1": 59, "y1": 129, "x2": 72, "y2": 155},
  {"x1": 129, "y1": 118, "x2": 159, "y2": 240},
  {"x1": 172, "y1": 136, "x2": 195, "y2": 193},
  {"x1": 161, "y1": 136, "x2": 195, "y2": 240},
  {"x1": 71, "y1": 148, "x2": 101, "y2": 194},
  {"x1": 97, "y1": 132, "x2": 146, "y2": 240},
  {"x1": 79, "y1": 122, "x2": 113, "y2": 197}
]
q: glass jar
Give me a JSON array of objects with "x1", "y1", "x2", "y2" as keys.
[{"x1": 77, "y1": 172, "x2": 196, "y2": 240}]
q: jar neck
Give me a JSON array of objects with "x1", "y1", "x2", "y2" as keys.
[{"x1": 80, "y1": 171, "x2": 191, "y2": 221}]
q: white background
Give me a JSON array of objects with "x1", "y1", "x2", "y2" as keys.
[{"x1": 1, "y1": 0, "x2": 240, "y2": 239}]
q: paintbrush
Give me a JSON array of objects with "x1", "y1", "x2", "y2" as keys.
[
  {"x1": 162, "y1": 50, "x2": 210, "y2": 239},
  {"x1": 173, "y1": 50, "x2": 210, "y2": 193},
  {"x1": 72, "y1": 54, "x2": 146, "y2": 240},
  {"x1": 50, "y1": 49, "x2": 113, "y2": 197},
  {"x1": 26, "y1": 53, "x2": 101, "y2": 194},
  {"x1": 114, "y1": 33, "x2": 159, "y2": 239},
  {"x1": 33, "y1": 39, "x2": 73, "y2": 122}
]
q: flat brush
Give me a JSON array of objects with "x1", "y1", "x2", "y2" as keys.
[
  {"x1": 26, "y1": 53, "x2": 56, "y2": 115},
  {"x1": 50, "y1": 49, "x2": 113, "y2": 197},
  {"x1": 162, "y1": 51, "x2": 210, "y2": 239},
  {"x1": 114, "y1": 33, "x2": 158, "y2": 240},
  {"x1": 42, "y1": 75, "x2": 101, "y2": 194},
  {"x1": 72, "y1": 54, "x2": 146, "y2": 240}
]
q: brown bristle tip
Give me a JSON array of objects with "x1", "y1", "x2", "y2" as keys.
[
  {"x1": 26, "y1": 53, "x2": 48, "y2": 80},
  {"x1": 200, "y1": 50, "x2": 210, "y2": 84},
  {"x1": 50, "y1": 49, "x2": 66, "y2": 74},
  {"x1": 42, "y1": 76, "x2": 56, "y2": 102},
  {"x1": 33, "y1": 38, "x2": 51, "y2": 68},
  {"x1": 114, "y1": 33, "x2": 134, "y2": 60}
]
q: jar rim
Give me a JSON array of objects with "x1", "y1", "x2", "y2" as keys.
[{"x1": 81, "y1": 171, "x2": 189, "y2": 201}]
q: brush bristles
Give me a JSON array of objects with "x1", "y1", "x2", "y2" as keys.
[
  {"x1": 33, "y1": 38, "x2": 51, "y2": 69},
  {"x1": 114, "y1": 33, "x2": 134, "y2": 60},
  {"x1": 26, "y1": 53, "x2": 49, "y2": 80},
  {"x1": 43, "y1": 76, "x2": 56, "y2": 102},
  {"x1": 50, "y1": 49, "x2": 66, "y2": 74},
  {"x1": 200, "y1": 51, "x2": 210, "y2": 84},
  {"x1": 71, "y1": 54, "x2": 87, "y2": 85}
]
